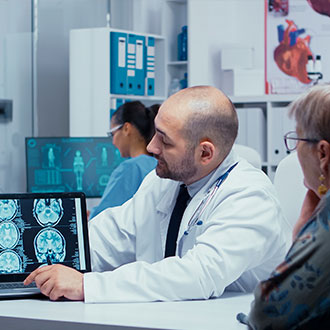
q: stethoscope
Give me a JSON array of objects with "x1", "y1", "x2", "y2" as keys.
[{"x1": 183, "y1": 162, "x2": 238, "y2": 236}]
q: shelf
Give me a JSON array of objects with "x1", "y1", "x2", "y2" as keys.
[
  {"x1": 76, "y1": 27, "x2": 165, "y2": 40},
  {"x1": 110, "y1": 95, "x2": 166, "y2": 101},
  {"x1": 230, "y1": 94, "x2": 300, "y2": 104},
  {"x1": 168, "y1": 61, "x2": 188, "y2": 66},
  {"x1": 166, "y1": 0, "x2": 187, "y2": 3}
]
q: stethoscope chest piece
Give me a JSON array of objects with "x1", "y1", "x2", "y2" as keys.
[{"x1": 184, "y1": 219, "x2": 204, "y2": 236}]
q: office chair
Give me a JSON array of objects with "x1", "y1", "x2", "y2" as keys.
[
  {"x1": 233, "y1": 144, "x2": 262, "y2": 169},
  {"x1": 274, "y1": 152, "x2": 307, "y2": 229}
]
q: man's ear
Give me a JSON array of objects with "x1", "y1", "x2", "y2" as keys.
[
  {"x1": 199, "y1": 140, "x2": 215, "y2": 165},
  {"x1": 318, "y1": 140, "x2": 330, "y2": 175}
]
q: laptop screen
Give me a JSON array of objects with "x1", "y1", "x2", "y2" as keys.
[
  {"x1": 0, "y1": 192, "x2": 90, "y2": 282},
  {"x1": 25, "y1": 137, "x2": 125, "y2": 197}
]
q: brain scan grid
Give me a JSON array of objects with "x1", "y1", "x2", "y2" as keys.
[{"x1": 0, "y1": 197, "x2": 82, "y2": 274}]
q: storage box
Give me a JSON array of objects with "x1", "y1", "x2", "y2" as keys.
[{"x1": 220, "y1": 68, "x2": 264, "y2": 96}]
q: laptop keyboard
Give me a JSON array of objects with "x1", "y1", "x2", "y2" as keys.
[{"x1": 0, "y1": 282, "x2": 37, "y2": 289}]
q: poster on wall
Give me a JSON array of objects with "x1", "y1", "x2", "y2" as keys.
[{"x1": 266, "y1": 0, "x2": 330, "y2": 94}]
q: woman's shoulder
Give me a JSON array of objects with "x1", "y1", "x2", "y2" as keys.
[
  {"x1": 289, "y1": 194, "x2": 330, "y2": 258},
  {"x1": 110, "y1": 155, "x2": 156, "y2": 182},
  {"x1": 123, "y1": 154, "x2": 157, "y2": 169}
]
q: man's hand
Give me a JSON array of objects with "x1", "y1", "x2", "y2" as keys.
[
  {"x1": 292, "y1": 189, "x2": 320, "y2": 240},
  {"x1": 24, "y1": 264, "x2": 84, "y2": 301}
]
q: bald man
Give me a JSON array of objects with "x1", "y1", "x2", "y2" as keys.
[{"x1": 25, "y1": 86, "x2": 291, "y2": 302}]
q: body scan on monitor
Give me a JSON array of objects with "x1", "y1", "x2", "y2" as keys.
[{"x1": 25, "y1": 137, "x2": 125, "y2": 198}]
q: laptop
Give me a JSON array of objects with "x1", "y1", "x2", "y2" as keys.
[{"x1": 0, "y1": 192, "x2": 91, "y2": 298}]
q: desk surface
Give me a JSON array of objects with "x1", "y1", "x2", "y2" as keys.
[{"x1": 0, "y1": 292, "x2": 252, "y2": 330}]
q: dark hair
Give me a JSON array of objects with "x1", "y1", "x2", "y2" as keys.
[{"x1": 112, "y1": 101, "x2": 160, "y2": 144}]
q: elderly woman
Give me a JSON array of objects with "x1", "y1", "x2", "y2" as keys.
[{"x1": 242, "y1": 84, "x2": 330, "y2": 329}]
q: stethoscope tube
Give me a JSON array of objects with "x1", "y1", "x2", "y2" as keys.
[{"x1": 184, "y1": 162, "x2": 238, "y2": 236}]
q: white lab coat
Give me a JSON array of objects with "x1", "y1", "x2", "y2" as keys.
[{"x1": 84, "y1": 150, "x2": 291, "y2": 303}]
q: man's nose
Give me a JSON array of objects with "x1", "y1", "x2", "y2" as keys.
[{"x1": 147, "y1": 135, "x2": 159, "y2": 155}]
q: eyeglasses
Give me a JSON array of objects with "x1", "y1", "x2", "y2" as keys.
[
  {"x1": 107, "y1": 124, "x2": 123, "y2": 138},
  {"x1": 284, "y1": 131, "x2": 319, "y2": 151}
]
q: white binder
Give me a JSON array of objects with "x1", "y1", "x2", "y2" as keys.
[
  {"x1": 236, "y1": 107, "x2": 266, "y2": 161},
  {"x1": 268, "y1": 106, "x2": 295, "y2": 165}
]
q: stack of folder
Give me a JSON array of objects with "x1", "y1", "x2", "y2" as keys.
[{"x1": 110, "y1": 32, "x2": 155, "y2": 96}]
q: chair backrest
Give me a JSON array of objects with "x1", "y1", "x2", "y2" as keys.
[
  {"x1": 274, "y1": 152, "x2": 307, "y2": 229},
  {"x1": 233, "y1": 144, "x2": 262, "y2": 169}
]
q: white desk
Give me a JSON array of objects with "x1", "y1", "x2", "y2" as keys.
[{"x1": 0, "y1": 292, "x2": 253, "y2": 330}]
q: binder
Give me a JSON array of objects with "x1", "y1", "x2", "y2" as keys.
[
  {"x1": 268, "y1": 106, "x2": 283, "y2": 165},
  {"x1": 126, "y1": 34, "x2": 136, "y2": 95},
  {"x1": 235, "y1": 108, "x2": 248, "y2": 146},
  {"x1": 236, "y1": 107, "x2": 266, "y2": 161},
  {"x1": 282, "y1": 108, "x2": 296, "y2": 157},
  {"x1": 268, "y1": 106, "x2": 295, "y2": 165},
  {"x1": 110, "y1": 32, "x2": 127, "y2": 94},
  {"x1": 134, "y1": 35, "x2": 146, "y2": 95},
  {"x1": 145, "y1": 36, "x2": 155, "y2": 96}
]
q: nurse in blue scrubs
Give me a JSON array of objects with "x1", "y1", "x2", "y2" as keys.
[{"x1": 89, "y1": 101, "x2": 159, "y2": 219}]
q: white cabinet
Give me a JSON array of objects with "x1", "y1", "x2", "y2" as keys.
[
  {"x1": 69, "y1": 27, "x2": 166, "y2": 137},
  {"x1": 232, "y1": 94, "x2": 298, "y2": 179}
]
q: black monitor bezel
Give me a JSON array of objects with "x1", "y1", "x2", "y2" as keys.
[{"x1": 0, "y1": 191, "x2": 91, "y2": 282}]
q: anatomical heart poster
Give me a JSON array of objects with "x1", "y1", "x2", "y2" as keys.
[{"x1": 266, "y1": 0, "x2": 330, "y2": 94}]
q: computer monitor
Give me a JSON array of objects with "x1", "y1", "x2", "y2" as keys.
[{"x1": 25, "y1": 137, "x2": 125, "y2": 198}]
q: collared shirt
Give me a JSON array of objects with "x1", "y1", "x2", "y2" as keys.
[{"x1": 186, "y1": 168, "x2": 217, "y2": 199}]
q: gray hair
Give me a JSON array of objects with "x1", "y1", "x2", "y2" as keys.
[
  {"x1": 181, "y1": 96, "x2": 238, "y2": 159},
  {"x1": 289, "y1": 84, "x2": 330, "y2": 142}
]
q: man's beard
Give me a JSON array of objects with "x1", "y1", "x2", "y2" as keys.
[{"x1": 155, "y1": 148, "x2": 197, "y2": 182}]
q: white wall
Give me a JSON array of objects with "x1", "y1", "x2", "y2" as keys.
[
  {"x1": 110, "y1": 0, "x2": 162, "y2": 35},
  {"x1": 36, "y1": 0, "x2": 109, "y2": 137},
  {"x1": 0, "y1": 0, "x2": 32, "y2": 193},
  {"x1": 188, "y1": 0, "x2": 264, "y2": 88}
]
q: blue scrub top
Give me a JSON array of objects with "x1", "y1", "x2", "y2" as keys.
[{"x1": 89, "y1": 154, "x2": 157, "y2": 219}]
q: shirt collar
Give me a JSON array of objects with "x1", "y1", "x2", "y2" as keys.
[
  {"x1": 186, "y1": 169, "x2": 216, "y2": 198},
  {"x1": 185, "y1": 148, "x2": 239, "y2": 198}
]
